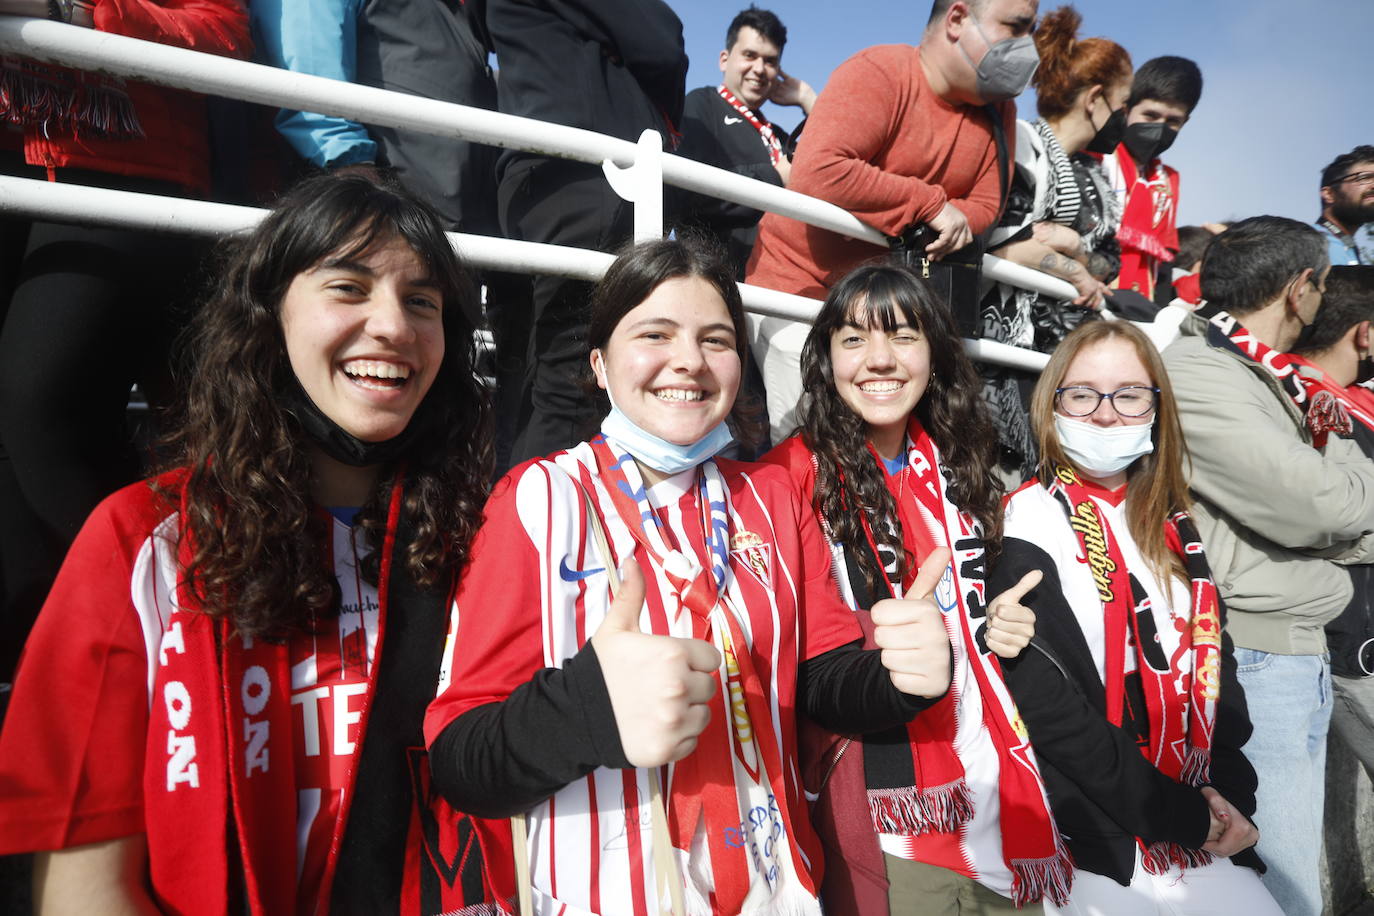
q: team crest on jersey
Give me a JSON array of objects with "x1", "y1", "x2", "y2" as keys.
[{"x1": 730, "y1": 530, "x2": 772, "y2": 588}]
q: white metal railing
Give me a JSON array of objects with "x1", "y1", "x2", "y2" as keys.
[{"x1": 0, "y1": 16, "x2": 1060, "y2": 371}]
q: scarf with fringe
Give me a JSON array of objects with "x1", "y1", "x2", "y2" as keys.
[
  {"x1": 0, "y1": 54, "x2": 142, "y2": 139},
  {"x1": 851, "y1": 420, "x2": 1071, "y2": 906},
  {"x1": 1044, "y1": 464, "x2": 1220, "y2": 874},
  {"x1": 148, "y1": 474, "x2": 495, "y2": 915}
]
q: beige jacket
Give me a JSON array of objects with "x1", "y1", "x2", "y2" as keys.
[{"x1": 1163, "y1": 312, "x2": 1374, "y2": 654}]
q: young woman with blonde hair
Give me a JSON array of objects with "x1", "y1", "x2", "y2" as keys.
[{"x1": 993, "y1": 321, "x2": 1280, "y2": 914}]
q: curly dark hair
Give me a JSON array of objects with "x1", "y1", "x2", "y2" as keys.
[
  {"x1": 798, "y1": 264, "x2": 1003, "y2": 595},
  {"x1": 161, "y1": 173, "x2": 493, "y2": 638}
]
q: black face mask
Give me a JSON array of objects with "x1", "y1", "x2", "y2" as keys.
[
  {"x1": 1291, "y1": 291, "x2": 1324, "y2": 351},
  {"x1": 284, "y1": 377, "x2": 425, "y2": 468},
  {"x1": 1122, "y1": 121, "x2": 1178, "y2": 164},
  {"x1": 1356, "y1": 353, "x2": 1374, "y2": 386},
  {"x1": 1084, "y1": 106, "x2": 1127, "y2": 155}
]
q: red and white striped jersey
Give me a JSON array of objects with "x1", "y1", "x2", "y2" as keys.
[{"x1": 427, "y1": 443, "x2": 860, "y2": 915}]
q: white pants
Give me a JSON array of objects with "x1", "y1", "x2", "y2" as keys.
[
  {"x1": 1044, "y1": 848, "x2": 1280, "y2": 916},
  {"x1": 747, "y1": 314, "x2": 809, "y2": 444}
]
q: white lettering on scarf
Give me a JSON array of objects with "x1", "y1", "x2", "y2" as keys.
[
  {"x1": 160, "y1": 618, "x2": 199, "y2": 791},
  {"x1": 241, "y1": 664, "x2": 271, "y2": 776},
  {"x1": 163, "y1": 680, "x2": 199, "y2": 790}
]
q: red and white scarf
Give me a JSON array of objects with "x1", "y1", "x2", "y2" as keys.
[
  {"x1": 1109, "y1": 144, "x2": 1178, "y2": 298},
  {"x1": 716, "y1": 84, "x2": 783, "y2": 166},
  {"x1": 1044, "y1": 465, "x2": 1221, "y2": 873},
  {"x1": 1197, "y1": 302, "x2": 1310, "y2": 417},
  {"x1": 145, "y1": 478, "x2": 488, "y2": 915},
  {"x1": 851, "y1": 420, "x2": 1070, "y2": 906},
  {"x1": 587, "y1": 436, "x2": 817, "y2": 914},
  {"x1": 1290, "y1": 354, "x2": 1374, "y2": 448}
]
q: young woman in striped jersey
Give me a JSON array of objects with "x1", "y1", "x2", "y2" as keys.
[
  {"x1": 762, "y1": 264, "x2": 1066, "y2": 914},
  {"x1": 425, "y1": 238, "x2": 963, "y2": 916}
]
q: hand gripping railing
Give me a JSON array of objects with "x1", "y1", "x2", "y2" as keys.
[{"x1": 0, "y1": 16, "x2": 1059, "y2": 371}]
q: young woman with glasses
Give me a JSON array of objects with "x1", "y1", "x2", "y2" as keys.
[{"x1": 991, "y1": 321, "x2": 1281, "y2": 914}]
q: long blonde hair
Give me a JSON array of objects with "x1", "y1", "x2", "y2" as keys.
[{"x1": 1029, "y1": 321, "x2": 1192, "y2": 584}]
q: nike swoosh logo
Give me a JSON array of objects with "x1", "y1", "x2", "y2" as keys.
[
  {"x1": 559, "y1": 557, "x2": 605, "y2": 582},
  {"x1": 724, "y1": 116, "x2": 743, "y2": 124}
]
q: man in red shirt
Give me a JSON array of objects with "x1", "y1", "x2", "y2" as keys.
[{"x1": 744, "y1": 0, "x2": 1037, "y2": 439}]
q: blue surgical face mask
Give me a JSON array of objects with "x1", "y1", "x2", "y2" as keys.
[
  {"x1": 599, "y1": 377, "x2": 735, "y2": 475},
  {"x1": 1054, "y1": 414, "x2": 1155, "y2": 477},
  {"x1": 959, "y1": 16, "x2": 1039, "y2": 103}
]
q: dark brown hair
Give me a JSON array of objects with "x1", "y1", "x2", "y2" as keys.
[
  {"x1": 1032, "y1": 6, "x2": 1132, "y2": 120},
  {"x1": 1030, "y1": 321, "x2": 1190, "y2": 584},
  {"x1": 798, "y1": 264, "x2": 1003, "y2": 595},
  {"x1": 587, "y1": 236, "x2": 764, "y2": 449},
  {"x1": 163, "y1": 173, "x2": 493, "y2": 637}
]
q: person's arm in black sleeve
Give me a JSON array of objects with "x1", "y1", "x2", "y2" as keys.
[
  {"x1": 672, "y1": 90, "x2": 781, "y2": 231},
  {"x1": 429, "y1": 643, "x2": 630, "y2": 818},
  {"x1": 1200, "y1": 604, "x2": 1259, "y2": 818},
  {"x1": 993, "y1": 537, "x2": 1211, "y2": 848},
  {"x1": 799, "y1": 639, "x2": 944, "y2": 735}
]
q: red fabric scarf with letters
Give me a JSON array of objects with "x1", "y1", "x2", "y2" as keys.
[
  {"x1": 1045, "y1": 465, "x2": 1220, "y2": 873},
  {"x1": 587, "y1": 436, "x2": 816, "y2": 913},
  {"x1": 853, "y1": 419, "x2": 1070, "y2": 906},
  {"x1": 145, "y1": 475, "x2": 488, "y2": 916},
  {"x1": 1197, "y1": 301, "x2": 1312, "y2": 423}
]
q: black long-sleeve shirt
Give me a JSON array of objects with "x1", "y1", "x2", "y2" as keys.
[{"x1": 430, "y1": 639, "x2": 935, "y2": 819}]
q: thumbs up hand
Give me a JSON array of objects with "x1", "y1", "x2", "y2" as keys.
[
  {"x1": 984, "y1": 570, "x2": 1040, "y2": 659},
  {"x1": 870, "y1": 547, "x2": 953, "y2": 698},
  {"x1": 589, "y1": 559, "x2": 723, "y2": 768}
]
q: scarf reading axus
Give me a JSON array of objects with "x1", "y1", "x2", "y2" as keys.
[
  {"x1": 1045, "y1": 465, "x2": 1221, "y2": 874},
  {"x1": 1196, "y1": 300, "x2": 1312, "y2": 415},
  {"x1": 851, "y1": 419, "x2": 1070, "y2": 906},
  {"x1": 147, "y1": 475, "x2": 492, "y2": 915},
  {"x1": 716, "y1": 84, "x2": 783, "y2": 166},
  {"x1": 589, "y1": 435, "x2": 816, "y2": 913}
]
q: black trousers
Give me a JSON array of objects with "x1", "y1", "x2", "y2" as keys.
[
  {"x1": 0, "y1": 169, "x2": 204, "y2": 680},
  {"x1": 495, "y1": 156, "x2": 631, "y2": 468}
]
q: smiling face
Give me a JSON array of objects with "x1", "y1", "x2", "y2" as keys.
[
  {"x1": 590, "y1": 275, "x2": 741, "y2": 447},
  {"x1": 280, "y1": 236, "x2": 444, "y2": 443},
  {"x1": 829, "y1": 301, "x2": 932, "y2": 459},
  {"x1": 719, "y1": 25, "x2": 781, "y2": 110}
]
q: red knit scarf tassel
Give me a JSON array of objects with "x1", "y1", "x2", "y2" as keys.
[
  {"x1": 866, "y1": 779, "x2": 975, "y2": 836},
  {"x1": 1010, "y1": 845, "x2": 1076, "y2": 908}
]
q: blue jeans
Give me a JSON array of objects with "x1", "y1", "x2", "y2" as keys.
[{"x1": 1234, "y1": 648, "x2": 1332, "y2": 916}]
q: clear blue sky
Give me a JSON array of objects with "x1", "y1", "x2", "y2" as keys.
[{"x1": 680, "y1": 0, "x2": 1373, "y2": 228}]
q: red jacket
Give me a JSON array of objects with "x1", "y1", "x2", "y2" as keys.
[{"x1": 23, "y1": 0, "x2": 251, "y2": 194}]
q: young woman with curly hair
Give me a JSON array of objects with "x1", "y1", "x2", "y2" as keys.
[
  {"x1": 0, "y1": 174, "x2": 498, "y2": 915},
  {"x1": 763, "y1": 263, "x2": 1069, "y2": 915},
  {"x1": 993, "y1": 321, "x2": 1277, "y2": 914}
]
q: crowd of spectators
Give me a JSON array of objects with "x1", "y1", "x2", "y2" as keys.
[{"x1": 0, "y1": 0, "x2": 1370, "y2": 914}]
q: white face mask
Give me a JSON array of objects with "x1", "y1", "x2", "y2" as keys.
[
  {"x1": 1053, "y1": 414, "x2": 1155, "y2": 477},
  {"x1": 599, "y1": 378, "x2": 735, "y2": 475}
]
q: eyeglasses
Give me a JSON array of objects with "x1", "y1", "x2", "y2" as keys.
[
  {"x1": 1055, "y1": 385, "x2": 1160, "y2": 418},
  {"x1": 1333, "y1": 171, "x2": 1374, "y2": 187}
]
